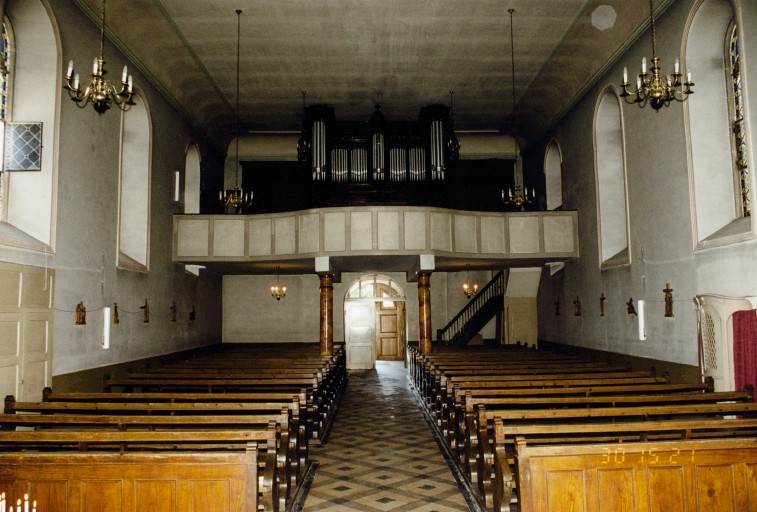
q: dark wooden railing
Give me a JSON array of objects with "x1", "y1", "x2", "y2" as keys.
[{"x1": 437, "y1": 270, "x2": 504, "y2": 346}]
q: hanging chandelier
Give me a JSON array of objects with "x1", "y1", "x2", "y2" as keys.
[
  {"x1": 620, "y1": 0, "x2": 694, "y2": 111},
  {"x1": 462, "y1": 265, "x2": 478, "y2": 299},
  {"x1": 271, "y1": 266, "x2": 287, "y2": 301},
  {"x1": 219, "y1": 9, "x2": 253, "y2": 212},
  {"x1": 64, "y1": 0, "x2": 134, "y2": 114},
  {"x1": 501, "y1": 8, "x2": 534, "y2": 210}
]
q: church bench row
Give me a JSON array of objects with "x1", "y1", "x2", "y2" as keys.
[
  {"x1": 5, "y1": 394, "x2": 308, "y2": 479},
  {"x1": 0, "y1": 412, "x2": 294, "y2": 511},
  {"x1": 408, "y1": 346, "x2": 757, "y2": 511},
  {"x1": 0, "y1": 428, "x2": 277, "y2": 512}
]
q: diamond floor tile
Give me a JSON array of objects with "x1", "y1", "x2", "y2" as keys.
[{"x1": 294, "y1": 361, "x2": 478, "y2": 511}]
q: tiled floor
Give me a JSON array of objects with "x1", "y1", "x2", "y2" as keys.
[{"x1": 295, "y1": 361, "x2": 477, "y2": 511}]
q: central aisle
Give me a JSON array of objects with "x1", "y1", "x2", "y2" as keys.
[{"x1": 297, "y1": 361, "x2": 475, "y2": 511}]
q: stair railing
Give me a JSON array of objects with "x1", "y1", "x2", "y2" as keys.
[{"x1": 437, "y1": 270, "x2": 504, "y2": 346}]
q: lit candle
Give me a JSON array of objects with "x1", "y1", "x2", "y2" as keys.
[
  {"x1": 23, "y1": 494, "x2": 27, "y2": 512},
  {"x1": 641, "y1": 57, "x2": 647, "y2": 74},
  {"x1": 219, "y1": 190, "x2": 224, "y2": 201},
  {"x1": 674, "y1": 57, "x2": 680, "y2": 74},
  {"x1": 687, "y1": 69, "x2": 691, "y2": 83},
  {"x1": 67, "y1": 60, "x2": 74, "y2": 78},
  {"x1": 122, "y1": 65, "x2": 128, "y2": 83},
  {"x1": 623, "y1": 67, "x2": 628, "y2": 83},
  {"x1": 127, "y1": 75, "x2": 133, "y2": 92},
  {"x1": 31, "y1": 502, "x2": 35, "y2": 512}
]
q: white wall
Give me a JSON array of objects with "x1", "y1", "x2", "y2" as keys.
[
  {"x1": 0, "y1": 0, "x2": 224, "y2": 376},
  {"x1": 536, "y1": 0, "x2": 757, "y2": 366}
]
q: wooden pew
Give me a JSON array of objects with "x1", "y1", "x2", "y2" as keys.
[
  {"x1": 5, "y1": 394, "x2": 306, "y2": 494},
  {"x1": 0, "y1": 428, "x2": 277, "y2": 512},
  {"x1": 501, "y1": 434, "x2": 757, "y2": 512},
  {"x1": 466, "y1": 393, "x2": 757, "y2": 503}
]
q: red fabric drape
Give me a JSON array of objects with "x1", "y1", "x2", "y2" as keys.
[{"x1": 732, "y1": 309, "x2": 757, "y2": 394}]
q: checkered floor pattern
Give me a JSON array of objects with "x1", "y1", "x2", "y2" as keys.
[{"x1": 296, "y1": 361, "x2": 476, "y2": 511}]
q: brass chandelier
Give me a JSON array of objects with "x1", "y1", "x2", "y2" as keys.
[
  {"x1": 220, "y1": 9, "x2": 253, "y2": 211},
  {"x1": 271, "y1": 266, "x2": 287, "y2": 301},
  {"x1": 501, "y1": 8, "x2": 534, "y2": 210},
  {"x1": 462, "y1": 265, "x2": 478, "y2": 299},
  {"x1": 620, "y1": 0, "x2": 694, "y2": 111},
  {"x1": 64, "y1": 0, "x2": 134, "y2": 114}
]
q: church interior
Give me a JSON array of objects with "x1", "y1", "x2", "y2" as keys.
[{"x1": 1, "y1": 0, "x2": 756, "y2": 510}]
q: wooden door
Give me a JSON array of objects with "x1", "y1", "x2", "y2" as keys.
[
  {"x1": 345, "y1": 300, "x2": 375, "y2": 370},
  {"x1": 376, "y1": 300, "x2": 404, "y2": 360}
]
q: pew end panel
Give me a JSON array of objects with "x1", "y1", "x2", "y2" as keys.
[
  {"x1": 0, "y1": 445, "x2": 266, "y2": 512},
  {"x1": 514, "y1": 436, "x2": 757, "y2": 512}
]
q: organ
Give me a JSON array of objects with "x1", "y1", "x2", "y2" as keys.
[{"x1": 298, "y1": 103, "x2": 459, "y2": 184}]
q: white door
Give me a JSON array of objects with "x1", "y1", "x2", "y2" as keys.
[{"x1": 345, "y1": 300, "x2": 375, "y2": 370}]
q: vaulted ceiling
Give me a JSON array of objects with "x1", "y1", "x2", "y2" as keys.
[{"x1": 71, "y1": 0, "x2": 668, "y2": 150}]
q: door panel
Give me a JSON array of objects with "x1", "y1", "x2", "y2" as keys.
[
  {"x1": 376, "y1": 301, "x2": 404, "y2": 361},
  {"x1": 345, "y1": 301, "x2": 375, "y2": 370}
]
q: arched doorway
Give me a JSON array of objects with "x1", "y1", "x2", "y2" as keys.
[{"x1": 344, "y1": 275, "x2": 406, "y2": 370}]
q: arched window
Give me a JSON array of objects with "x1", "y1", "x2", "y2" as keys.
[
  {"x1": 686, "y1": 0, "x2": 751, "y2": 246},
  {"x1": 117, "y1": 91, "x2": 152, "y2": 271},
  {"x1": 725, "y1": 21, "x2": 748, "y2": 217},
  {"x1": 0, "y1": 1, "x2": 58, "y2": 250},
  {"x1": 544, "y1": 140, "x2": 563, "y2": 210},
  {"x1": 594, "y1": 88, "x2": 630, "y2": 267},
  {"x1": 184, "y1": 143, "x2": 201, "y2": 214},
  {"x1": 346, "y1": 274, "x2": 404, "y2": 300}
]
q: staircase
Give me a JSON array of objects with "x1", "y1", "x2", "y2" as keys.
[{"x1": 436, "y1": 270, "x2": 504, "y2": 347}]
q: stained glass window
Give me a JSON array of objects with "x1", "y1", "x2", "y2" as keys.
[
  {"x1": 0, "y1": 20, "x2": 9, "y2": 121},
  {"x1": 727, "y1": 22, "x2": 749, "y2": 217}
]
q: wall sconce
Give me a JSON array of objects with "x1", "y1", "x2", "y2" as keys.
[
  {"x1": 113, "y1": 302, "x2": 119, "y2": 324},
  {"x1": 271, "y1": 266, "x2": 287, "y2": 301},
  {"x1": 626, "y1": 297, "x2": 637, "y2": 316},
  {"x1": 599, "y1": 293, "x2": 606, "y2": 316},
  {"x1": 170, "y1": 301, "x2": 177, "y2": 322}
]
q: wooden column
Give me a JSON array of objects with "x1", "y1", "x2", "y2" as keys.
[
  {"x1": 418, "y1": 271, "x2": 432, "y2": 354},
  {"x1": 319, "y1": 273, "x2": 334, "y2": 356}
]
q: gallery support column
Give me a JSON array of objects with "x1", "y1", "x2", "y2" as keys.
[
  {"x1": 418, "y1": 271, "x2": 432, "y2": 354},
  {"x1": 319, "y1": 273, "x2": 334, "y2": 356}
]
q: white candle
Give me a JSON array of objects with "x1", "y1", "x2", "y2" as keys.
[
  {"x1": 623, "y1": 67, "x2": 628, "y2": 83},
  {"x1": 122, "y1": 65, "x2": 128, "y2": 82},
  {"x1": 641, "y1": 57, "x2": 647, "y2": 74},
  {"x1": 67, "y1": 60, "x2": 74, "y2": 78},
  {"x1": 92, "y1": 57, "x2": 98, "y2": 74},
  {"x1": 23, "y1": 494, "x2": 27, "y2": 512},
  {"x1": 674, "y1": 57, "x2": 680, "y2": 74},
  {"x1": 128, "y1": 75, "x2": 133, "y2": 92},
  {"x1": 508, "y1": 188, "x2": 513, "y2": 198},
  {"x1": 636, "y1": 76, "x2": 642, "y2": 90},
  {"x1": 687, "y1": 69, "x2": 691, "y2": 83},
  {"x1": 73, "y1": 73, "x2": 80, "y2": 91}
]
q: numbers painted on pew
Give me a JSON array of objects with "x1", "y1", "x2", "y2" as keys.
[
  {"x1": 601, "y1": 448, "x2": 626, "y2": 464},
  {"x1": 603, "y1": 448, "x2": 696, "y2": 465}
]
